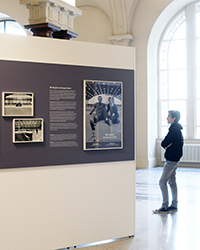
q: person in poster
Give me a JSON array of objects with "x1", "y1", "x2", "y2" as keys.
[
  {"x1": 89, "y1": 95, "x2": 110, "y2": 131},
  {"x1": 107, "y1": 96, "x2": 120, "y2": 124},
  {"x1": 84, "y1": 80, "x2": 123, "y2": 150}
]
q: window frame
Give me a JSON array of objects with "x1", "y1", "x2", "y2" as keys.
[
  {"x1": 0, "y1": 18, "x2": 27, "y2": 36},
  {"x1": 158, "y1": 2, "x2": 200, "y2": 140}
]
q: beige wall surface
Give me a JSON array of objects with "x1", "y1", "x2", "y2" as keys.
[
  {"x1": 75, "y1": 6, "x2": 113, "y2": 44},
  {"x1": 0, "y1": 0, "x2": 29, "y2": 27}
]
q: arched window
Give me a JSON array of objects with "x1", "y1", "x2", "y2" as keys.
[
  {"x1": 158, "y1": 2, "x2": 200, "y2": 139},
  {"x1": 0, "y1": 13, "x2": 27, "y2": 36}
]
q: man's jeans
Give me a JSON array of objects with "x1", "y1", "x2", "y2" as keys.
[{"x1": 159, "y1": 161, "x2": 179, "y2": 209}]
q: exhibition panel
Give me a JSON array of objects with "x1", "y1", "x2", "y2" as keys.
[{"x1": 0, "y1": 34, "x2": 135, "y2": 250}]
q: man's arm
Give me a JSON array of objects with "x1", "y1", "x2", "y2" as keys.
[
  {"x1": 89, "y1": 104, "x2": 96, "y2": 115},
  {"x1": 164, "y1": 143, "x2": 172, "y2": 149},
  {"x1": 161, "y1": 129, "x2": 176, "y2": 149}
]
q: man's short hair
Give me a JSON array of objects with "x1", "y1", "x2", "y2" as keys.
[{"x1": 169, "y1": 110, "x2": 181, "y2": 123}]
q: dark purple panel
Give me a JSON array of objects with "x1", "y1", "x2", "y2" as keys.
[{"x1": 0, "y1": 60, "x2": 134, "y2": 169}]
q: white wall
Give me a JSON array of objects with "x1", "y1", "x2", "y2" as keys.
[
  {"x1": 0, "y1": 161, "x2": 135, "y2": 250},
  {"x1": 0, "y1": 34, "x2": 135, "y2": 250}
]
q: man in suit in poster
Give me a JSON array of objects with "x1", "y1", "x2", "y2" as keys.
[{"x1": 107, "y1": 96, "x2": 120, "y2": 124}]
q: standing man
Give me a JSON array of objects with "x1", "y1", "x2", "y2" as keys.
[{"x1": 153, "y1": 110, "x2": 184, "y2": 214}]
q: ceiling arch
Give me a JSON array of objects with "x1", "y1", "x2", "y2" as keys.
[{"x1": 76, "y1": 0, "x2": 139, "y2": 36}]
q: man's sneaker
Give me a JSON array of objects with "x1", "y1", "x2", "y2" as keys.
[
  {"x1": 152, "y1": 207, "x2": 169, "y2": 214},
  {"x1": 168, "y1": 206, "x2": 178, "y2": 212}
]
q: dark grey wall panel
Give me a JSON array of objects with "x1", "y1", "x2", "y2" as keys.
[{"x1": 0, "y1": 60, "x2": 134, "y2": 169}]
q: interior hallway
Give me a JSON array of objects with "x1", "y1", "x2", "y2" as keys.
[{"x1": 66, "y1": 167, "x2": 200, "y2": 250}]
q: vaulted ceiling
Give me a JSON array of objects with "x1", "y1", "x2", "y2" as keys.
[{"x1": 76, "y1": 0, "x2": 139, "y2": 35}]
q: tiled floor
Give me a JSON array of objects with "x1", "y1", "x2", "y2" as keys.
[{"x1": 65, "y1": 167, "x2": 200, "y2": 250}]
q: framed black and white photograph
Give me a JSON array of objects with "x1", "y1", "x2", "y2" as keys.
[
  {"x1": 83, "y1": 80, "x2": 123, "y2": 150},
  {"x1": 2, "y1": 92, "x2": 34, "y2": 117},
  {"x1": 13, "y1": 118, "x2": 44, "y2": 143}
]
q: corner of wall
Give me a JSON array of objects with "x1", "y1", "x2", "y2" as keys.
[
  {"x1": 148, "y1": 157, "x2": 157, "y2": 168},
  {"x1": 136, "y1": 158, "x2": 149, "y2": 169}
]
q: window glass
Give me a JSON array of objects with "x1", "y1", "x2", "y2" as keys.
[
  {"x1": 160, "y1": 71, "x2": 168, "y2": 99},
  {"x1": 160, "y1": 41, "x2": 169, "y2": 70},
  {"x1": 168, "y1": 70, "x2": 187, "y2": 99},
  {"x1": 168, "y1": 40, "x2": 186, "y2": 69},
  {"x1": 159, "y1": 10, "x2": 187, "y2": 138},
  {"x1": 161, "y1": 127, "x2": 168, "y2": 138},
  {"x1": 169, "y1": 100, "x2": 186, "y2": 125},
  {"x1": 161, "y1": 101, "x2": 168, "y2": 125},
  {"x1": 158, "y1": 4, "x2": 200, "y2": 140},
  {"x1": 0, "y1": 21, "x2": 4, "y2": 33},
  {"x1": 173, "y1": 21, "x2": 186, "y2": 39},
  {"x1": 5, "y1": 21, "x2": 26, "y2": 36},
  {"x1": 197, "y1": 100, "x2": 200, "y2": 125},
  {"x1": 196, "y1": 127, "x2": 200, "y2": 138},
  {"x1": 196, "y1": 8, "x2": 200, "y2": 139},
  {"x1": 163, "y1": 14, "x2": 185, "y2": 40},
  {"x1": 197, "y1": 69, "x2": 200, "y2": 98},
  {"x1": 196, "y1": 11, "x2": 200, "y2": 37},
  {"x1": 197, "y1": 38, "x2": 200, "y2": 68}
]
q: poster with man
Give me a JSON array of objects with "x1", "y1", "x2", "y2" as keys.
[{"x1": 83, "y1": 80, "x2": 123, "y2": 150}]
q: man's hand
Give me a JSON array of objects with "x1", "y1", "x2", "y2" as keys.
[{"x1": 165, "y1": 143, "x2": 172, "y2": 149}]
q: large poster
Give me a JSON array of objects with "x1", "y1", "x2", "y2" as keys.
[{"x1": 84, "y1": 80, "x2": 123, "y2": 150}]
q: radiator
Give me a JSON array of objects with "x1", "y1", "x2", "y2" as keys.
[{"x1": 161, "y1": 144, "x2": 200, "y2": 163}]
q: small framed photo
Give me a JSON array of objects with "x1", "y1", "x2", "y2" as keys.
[
  {"x1": 83, "y1": 80, "x2": 123, "y2": 150},
  {"x1": 13, "y1": 118, "x2": 44, "y2": 143},
  {"x1": 2, "y1": 92, "x2": 34, "y2": 117}
]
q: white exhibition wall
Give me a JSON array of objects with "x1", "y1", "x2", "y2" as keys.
[
  {"x1": 0, "y1": 34, "x2": 135, "y2": 250},
  {"x1": 0, "y1": 161, "x2": 135, "y2": 250}
]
